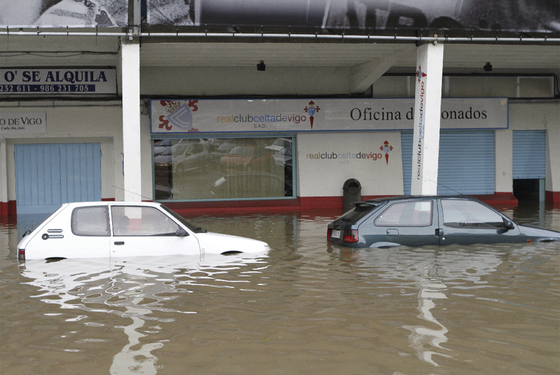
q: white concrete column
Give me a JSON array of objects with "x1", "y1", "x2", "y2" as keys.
[
  {"x1": 411, "y1": 43, "x2": 444, "y2": 195},
  {"x1": 121, "y1": 38, "x2": 142, "y2": 202},
  {"x1": 0, "y1": 138, "x2": 8, "y2": 215}
]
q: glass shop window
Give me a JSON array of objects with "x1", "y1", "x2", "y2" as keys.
[{"x1": 153, "y1": 137, "x2": 294, "y2": 201}]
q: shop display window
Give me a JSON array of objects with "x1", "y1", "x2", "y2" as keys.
[{"x1": 153, "y1": 137, "x2": 294, "y2": 201}]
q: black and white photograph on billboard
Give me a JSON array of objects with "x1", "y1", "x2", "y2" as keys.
[
  {"x1": 0, "y1": 0, "x2": 128, "y2": 27},
  {"x1": 147, "y1": 0, "x2": 196, "y2": 25},
  {"x1": 147, "y1": 0, "x2": 560, "y2": 33}
]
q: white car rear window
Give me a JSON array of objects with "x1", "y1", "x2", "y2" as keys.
[{"x1": 71, "y1": 206, "x2": 110, "y2": 236}]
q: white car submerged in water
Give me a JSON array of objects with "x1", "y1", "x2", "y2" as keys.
[{"x1": 17, "y1": 201, "x2": 270, "y2": 260}]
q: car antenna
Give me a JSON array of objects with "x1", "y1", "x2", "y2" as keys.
[
  {"x1": 416, "y1": 174, "x2": 466, "y2": 196},
  {"x1": 112, "y1": 185, "x2": 153, "y2": 201}
]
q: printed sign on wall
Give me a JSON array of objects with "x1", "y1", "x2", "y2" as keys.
[
  {"x1": 0, "y1": 112, "x2": 46, "y2": 134},
  {"x1": 0, "y1": 69, "x2": 117, "y2": 96},
  {"x1": 151, "y1": 98, "x2": 508, "y2": 134}
]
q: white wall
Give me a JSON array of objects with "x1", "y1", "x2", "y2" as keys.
[{"x1": 297, "y1": 131, "x2": 403, "y2": 198}]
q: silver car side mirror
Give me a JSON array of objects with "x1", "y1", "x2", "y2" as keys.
[{"x1": 502, "y1": 219, "x2": 515, "y2": 231}]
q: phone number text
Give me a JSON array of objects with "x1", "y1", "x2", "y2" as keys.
[{"x1": 0, "y1": 84, "x2": 96, "y2": 93}]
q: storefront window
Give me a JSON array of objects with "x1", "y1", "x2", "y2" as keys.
[{"x1": 153, "y1": 137, "x2": 294, "y2": 201}]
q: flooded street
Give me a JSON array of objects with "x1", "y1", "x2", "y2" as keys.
[{"x1": 1, "y1": 203, "x2": 559, "y2": 375}]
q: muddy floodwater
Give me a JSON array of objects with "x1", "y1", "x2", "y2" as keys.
[{"x1": 1, "y1": 202, "x2": 559, "y2": 375}]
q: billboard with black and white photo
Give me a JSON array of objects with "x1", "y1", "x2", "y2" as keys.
[
  {"x1": 0, "y1": 0, "x2": 128, "y2": 27},
  {"x1": 148, "y1": 0, "x2": 560, "y2": 33}
]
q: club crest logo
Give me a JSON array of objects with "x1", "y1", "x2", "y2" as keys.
[
  {"x1": 167, "y1": 103, "x2": 193, "y2": 131},
  {"x1": 380, "y1": 140, "x2": 393, "y2": 164},
  {"x1": 304, "y1": 101, "x2": 320, "y2": 129},
  {"x1": 416, "y1": 65, "x2": 427, "y2": 82},
  {"x1": 158, "y1": 100, "x2": 199, "y2": 132}
]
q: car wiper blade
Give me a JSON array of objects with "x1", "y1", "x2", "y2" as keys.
[
  {"x1": 358, "y1": 201, "x2": 379, "y2": 206},
  {"x1": 338, "y1": 217, "x2": 355, "y2": 222}
]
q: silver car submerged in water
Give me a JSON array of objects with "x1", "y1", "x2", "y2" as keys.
[{"x1": 328, "y1": 196, "x2": 560, "y2": 248}]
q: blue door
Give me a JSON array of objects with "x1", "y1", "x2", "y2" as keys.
[
  {"x1": 513, "y1": 130, "x2": 546, "y2": 179},
  {"x1": 15, "y1": 143, "x2": 101, "y2": 215},
  {"x1": 512, "y1": 130, "x2": 546, "y2": 202}
]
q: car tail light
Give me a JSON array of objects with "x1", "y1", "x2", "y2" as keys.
[
  {"x1": 18, "y1": 248, "x2": 25, "y2": 261},
  {"x1": 327, "y1": 228, "x2": 333, "y2": 239},
  {"x1": 343, "y1": 229, "x2": 359, "y2": 243}
]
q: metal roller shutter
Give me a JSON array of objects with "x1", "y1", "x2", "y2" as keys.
[
  {"x1": 512, "y1": 130, "x2": 546, "y2": 179},
  {"x1": 402, "y1": 130, "x2": 495, "y2": 195}
]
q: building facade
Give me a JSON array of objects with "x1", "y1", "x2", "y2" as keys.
[{"x1": 1, "y1": 1, "x2": 559, "y2": 218}]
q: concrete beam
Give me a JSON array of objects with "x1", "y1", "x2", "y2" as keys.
[{"x1": 350, "y1": 52, "x2": 404, "y2": 94}]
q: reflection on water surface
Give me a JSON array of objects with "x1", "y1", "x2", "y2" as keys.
[{"x1": 1, "y1": 204, "x2": 559, "y2": 374}]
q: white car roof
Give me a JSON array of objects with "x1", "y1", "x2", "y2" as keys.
[{"x1": 60, "y1": 201, "x2": 164, "y2": 208}]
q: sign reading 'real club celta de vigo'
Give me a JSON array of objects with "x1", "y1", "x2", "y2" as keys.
[{"x1": 150, "y1": 98, "x2": 508, "y2": 134}]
